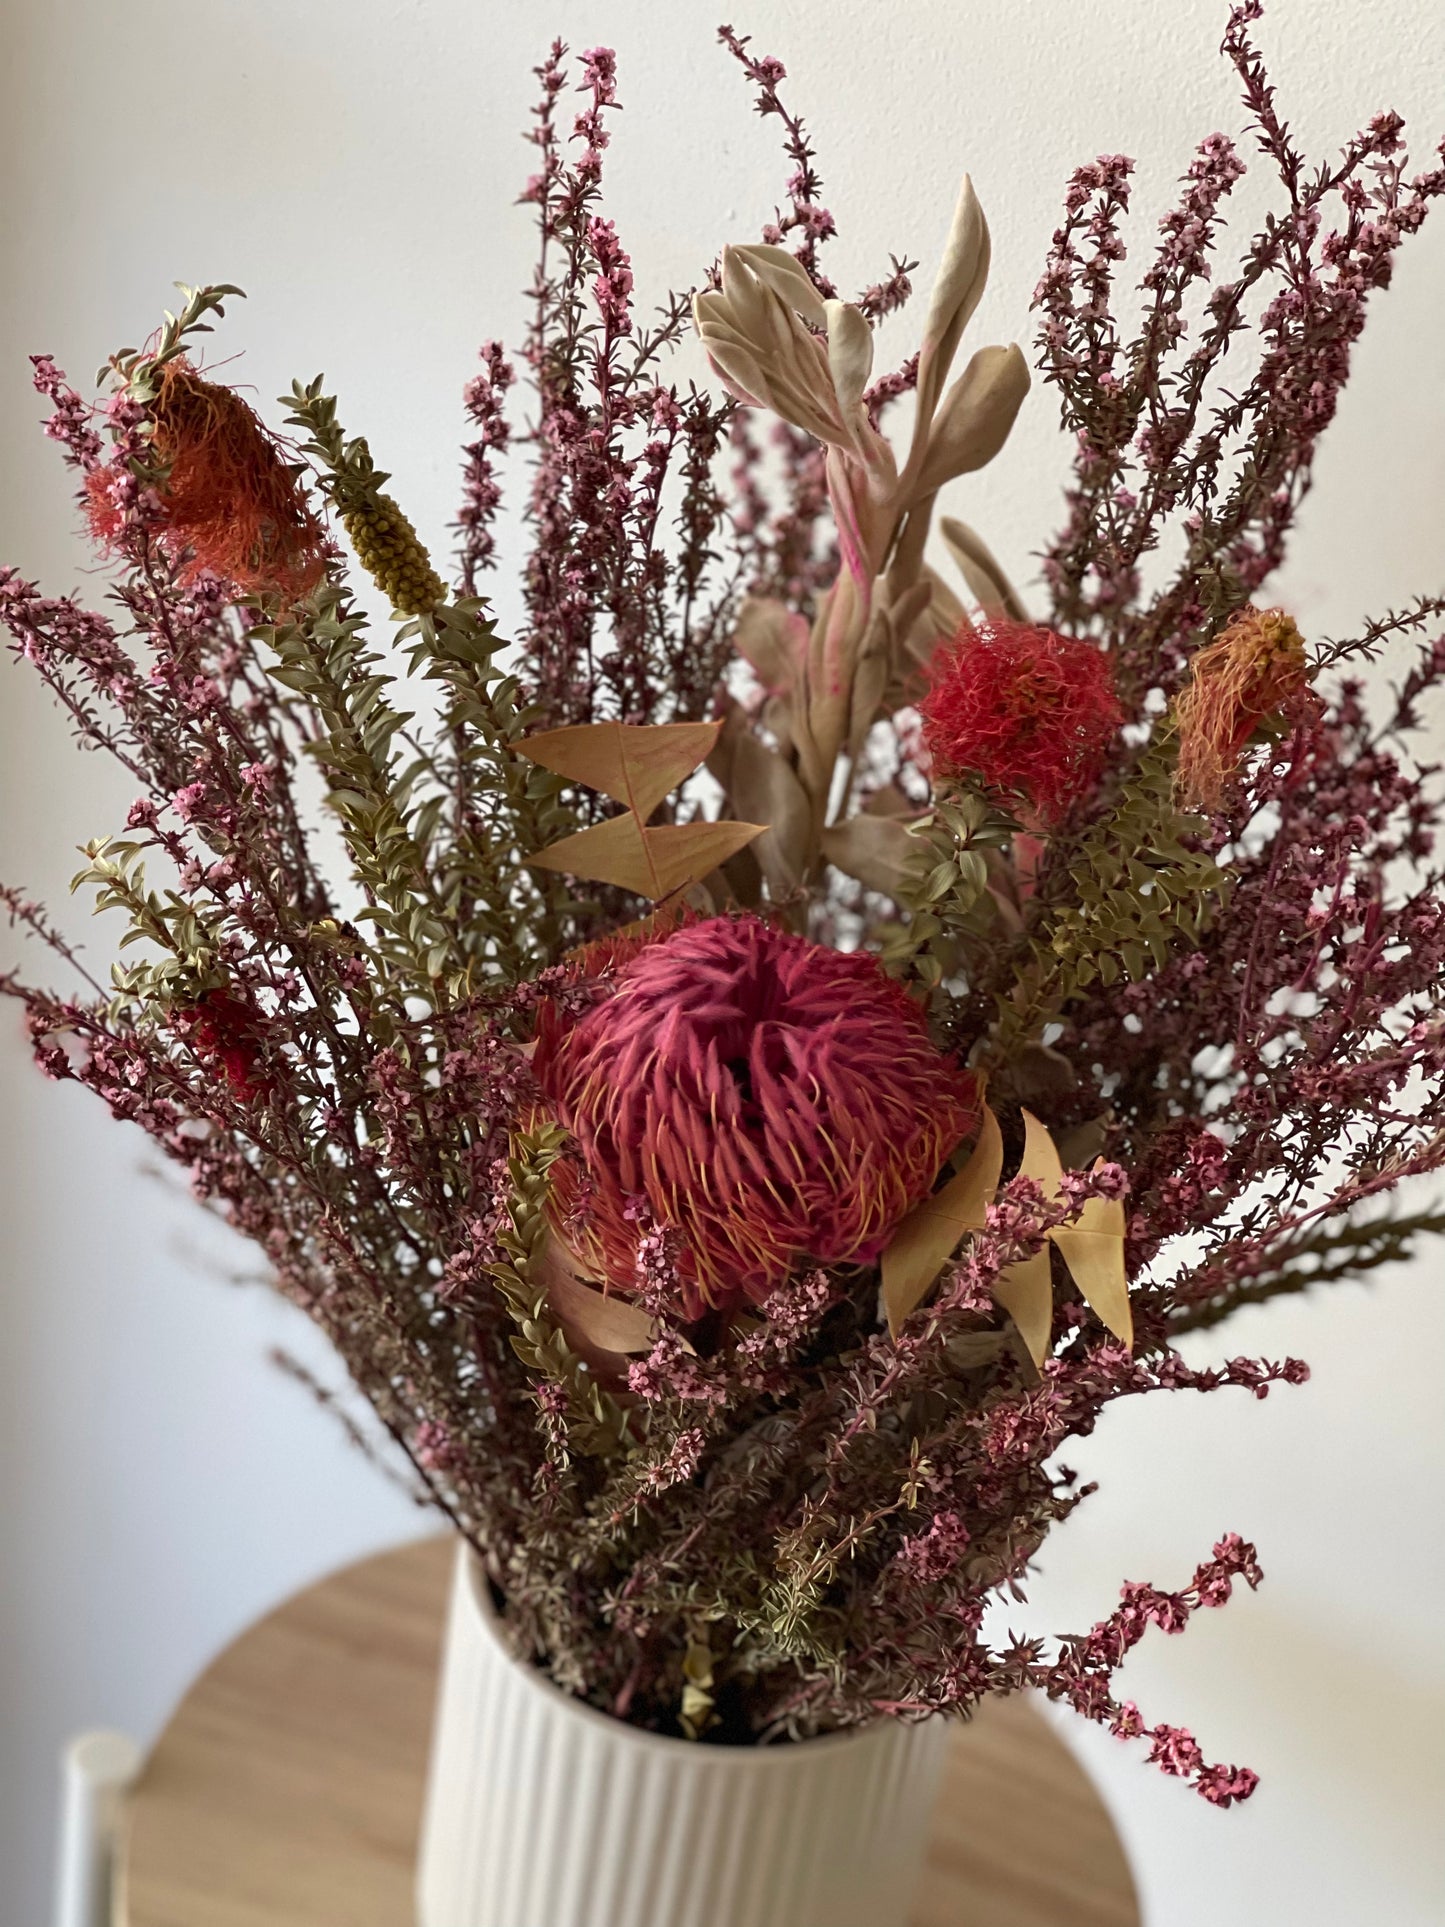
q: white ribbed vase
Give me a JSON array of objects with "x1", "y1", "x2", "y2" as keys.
[{"x1": 417, "y1": 1542, "x2": 952, "y2": 1927}]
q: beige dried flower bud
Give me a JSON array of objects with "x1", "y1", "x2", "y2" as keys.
[{"x1": 693, "y1": 245, "x2": 879, "y2": 460}]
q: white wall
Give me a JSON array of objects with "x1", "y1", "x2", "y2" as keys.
[{"x1": 2, "y1": 2, "x2": 1442, "y2": 1922}]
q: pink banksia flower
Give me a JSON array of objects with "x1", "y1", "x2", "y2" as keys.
[
  {"x1": 919, "y1": 619, "x2": 1122, "y2": 825},
  {"x1": 1173, "y1": 605, "x2": 1319, "y2": 810},
  {"x1": 532, "y1": 915, "x2": 975, "y2": 1316}
]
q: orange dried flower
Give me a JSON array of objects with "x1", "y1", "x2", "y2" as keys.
[
  {"x1": 1173, "y1": 607, "x2": 1318, "y2": 810},
  {"x1": 88, "y1": 359, "x2": 327, "y2": 599}
]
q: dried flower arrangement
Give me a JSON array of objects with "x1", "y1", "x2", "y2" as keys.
[{"x1": 5, "y1": 2, "x2": 1444, "y2": 1806}]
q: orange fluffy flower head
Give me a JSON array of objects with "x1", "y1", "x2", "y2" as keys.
[
  {"x1": 86, "y1": 359, "x2": 327, "y2": 600},
  {"x1": 1173, "y1": 606, "x2": 1318, "y2": 810}
]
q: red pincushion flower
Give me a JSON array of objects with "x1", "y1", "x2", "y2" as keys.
[
  {"x1": 919, "y1": 619, "x2": 1122, "y2": 824},
  {"x1": 533, "y1": 915, "x2": 974, "y2": 1316}
]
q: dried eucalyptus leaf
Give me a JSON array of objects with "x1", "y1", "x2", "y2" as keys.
[
  {"x1": 939, "y1": 516, "x2": 1029, "y2": 622},
  {"x1": 1051, "y1": 1182, "x2": 1133, "y2": 1347},
  {"x1": 882, "y1": 1105, "x2": 1003, "y2": 1335},
  {"x1": 992, "y1": 1246, "x2": 1055, "y2": 1367},
  {"x1": 825, "y1": 299, "x2": 874, "y2": 417},
  {"x1": 878, "y1": 579, "x2": 935, "y2": 685},
  {"x1": 847, "y1": 629, "x2": 893, "y2": 759},
  {"x1": 912, "y1": 344, "x2": 1031, "y2": 500},
  {"x1": 723, "y1": 730, "x2": 813, "y2": 896},
  {"x1": 531, "y1": 813, "x2": 766, "y2": 900},
  {"x1": 733, "y1": 596, "x2": 810, "y2": 697},
  {"x1": 1018, "y1": 1107, "x2": 1067, "y2": 1192},
  {"x1": 728, "y1": 242, "x2": 829, "y2": 326},
  {"x1": 862, "y1": 783, "x2": 916, "y2": 818},
  {"x1": 517, "y1": 719, "x2": 722, "y2": 821},
  {"x1": 698, "y1": 336, "x2": 768, "y2": 409},
  {"x1": 916, "y1": 174, "x2": 991, "y2": 430},
  {"x1": 1010, "y1": 1113, "x2": 1132, "y2": 1350},
  {"x1": 538, "y1": 1232, "x2": 656, "y2": 1386},
  {"x1": 704, "y1": 696, "x2": 749, "y2": 801},
  {"x1": 921, "y1": 566, "x2": 968, "y2": 640},
  {"x1": 761, "y1": 696, "x2": 795, "y2": 750}
]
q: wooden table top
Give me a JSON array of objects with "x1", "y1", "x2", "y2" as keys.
[{"x1": 116, "y1": 1536, "x2": 1140, "y2": 1927}]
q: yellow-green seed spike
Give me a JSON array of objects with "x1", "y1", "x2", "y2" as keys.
[{"x1": 341, "y1": 494, "x2": 446, "y2": 615}]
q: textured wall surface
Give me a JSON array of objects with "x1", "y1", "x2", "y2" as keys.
[{"x1": 2, "y1": 2, "x2": 1443, "y2": 1922}]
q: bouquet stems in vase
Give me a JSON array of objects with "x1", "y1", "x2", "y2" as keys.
[{"x1": 4, "y1": 9, "x2": 1444, "y2": 1924}]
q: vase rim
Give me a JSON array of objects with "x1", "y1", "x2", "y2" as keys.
[{"x1": 460, "y1": 1545, "x2": 916, "y2": 1764}]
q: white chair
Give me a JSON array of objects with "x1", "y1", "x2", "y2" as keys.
[{"x1": 53, "y1": 1731, "x2": 141, "y2": 1927}]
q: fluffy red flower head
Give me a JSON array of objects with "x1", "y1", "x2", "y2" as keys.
[
  {"x1": 533, "y1": 915, "x2": 974, "y2": 1316},
  {"x1": 920, "y1": 619, "x2": 1121, "y2": 824}
]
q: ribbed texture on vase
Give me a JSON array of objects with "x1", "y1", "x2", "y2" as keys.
[{"x1": 417, "y1": 1541, "x2": 951, "y2": 1927}]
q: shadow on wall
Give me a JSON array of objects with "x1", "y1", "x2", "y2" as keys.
[{"x1": 1208, "y1": 1601, "x2": 1444, "y2": 1907}]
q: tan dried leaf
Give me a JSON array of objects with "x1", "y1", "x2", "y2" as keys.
[
  {"x1": 697, "y1": 334, "x2": 769, "y2": 410},
  {"x1": 888, "y1": 572, "x2": 967, "y2": 701},
  {"x1": 517, "y1": 720, "x2": 723, "y2": 821},
  {"x1": 825, "y1": 298, "x2": 875, "y2": 417},
  {"x1": 938, "y1": 516, "x2": 1029, "y2": 622},
  {"x1": 862, "y1": 783, "x2": 916, "y2": 818},
  {"x1": 916, "y1": 174, "x2": 992, "y2": 432},
  {"x1": 541, "y1": 1234, "x2": 657, "y2": 1356},
  {"x1": 1017, "y1": 1106, "x2": 1066, "y2": 1192},
  {"x1": 733, "y1": 596, "x2": 810, "y2": 696},
  {"x1": 694, "y1": 250, "x2": 840, "y2": 444},
  {"x1": 881, "y1": 1105, "x2": 1003, "y2": 1335},
  {"x1": 878, "y1": 1103, "x2": 1131, "y2": 1360},
  {"x1": 912, "y1": 344, "x2": 1031, "y2": 500},
  {"x1": 726, "y1": 243, "x2": 829, "y2": 326},
  {"x1": 820, "y1": 813, "x2": 927, "y2": 897},
  {"x1": 992, "y1": 1246, "x2": 1055, "y2": 1368},
  {"x1": 530, "y1": 814, "x2": 765, "y2": 901},
  {"x1": 872, "y1": 579, "x2": 935, "y2": 710},
  {"x1": 1016, "y1": 1109, "x2": 1132, "y2": 1349},
  {"x1": 846, "y1": 602, "x2": 900, "y2": 760},
  {"x1": 1050, "y1": 1175, "x2": 1133, "y2": 1347},
  {"x1": 720, "y1": 729, "x2": 813, "y2": 897}
]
